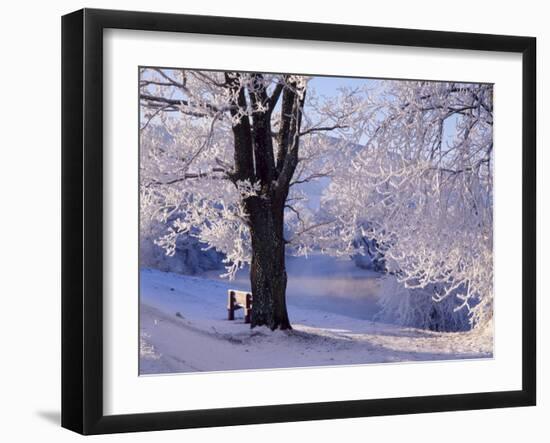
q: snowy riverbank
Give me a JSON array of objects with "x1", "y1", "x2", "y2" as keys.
[{"x1": 139, "y1": 260, "x2": 493, "y2": 374}]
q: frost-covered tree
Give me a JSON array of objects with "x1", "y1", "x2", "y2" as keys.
[
  {"x1": 323, "y1": 81, "x2": 494, "y2": 329},
  {"x1": 140, "y1": 69, "x2": 372, "y2": 329}
]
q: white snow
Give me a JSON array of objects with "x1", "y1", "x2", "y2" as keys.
[{"x1": 139, "y1": 256, "x2": 493, "y2": 375}]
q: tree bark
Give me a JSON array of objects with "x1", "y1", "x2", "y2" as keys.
[{"x1": 246, "y1": 193, "x2": 291, "y2": 330}]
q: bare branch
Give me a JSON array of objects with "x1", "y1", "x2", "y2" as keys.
[
  {"x1": 139, "y1": 93, "x2": 223, "y2": 116},
  {"x1": 152, "y1": 68, "x2": 188, "y2": 89},
  {"x1": 268, "y1": 82, "x2": 284, "y2": 113},
  {"x1": 140, "y1": 104, "x2": 172, "y2": 131},
  {"x1": 285, "y1": 204, "x2": 305, "y2": 227},
  {"x1": 299, "y1": 124, "x2": 348, "y2": 136},
  {"x1": 145, "y1": 167, "x2": 227, "y2": 186},
  {"x1": 190, "y1": 71, "x2": 226, "y2": 87},
  {"x1": 290, "y1": 220, "x2": 335, "y2": 240},
  {"x1": 290, "y1": 171, "x2": 333, "y2": 186}
]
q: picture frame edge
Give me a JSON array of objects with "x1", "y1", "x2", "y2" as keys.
[{"x1": 61, "y1": 8, "x2": 537, "y2": 435}]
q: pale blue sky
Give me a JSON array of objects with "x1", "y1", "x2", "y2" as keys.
[
  {"x1": 309, "y1": 76, "x2": 378, "y2": 97},
  {"x1": 140, "y1": 68, "x2": 378, "y2": 102}
]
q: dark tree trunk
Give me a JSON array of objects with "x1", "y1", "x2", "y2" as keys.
[
  {"x1": 224, "y1": 73, "x2": 305, "y2": 330},
  {"x1": 246, "y1": 194, "x2": 291, "y2": 330}
]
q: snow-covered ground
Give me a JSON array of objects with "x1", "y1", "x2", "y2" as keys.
[{"x1": 139, "y1": 256, "x2": 493, "y2": 375}]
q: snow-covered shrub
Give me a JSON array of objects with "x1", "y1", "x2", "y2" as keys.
[
  {"x1": 376, "y1": 276, "x2": 472, "y2": 332},
  {"x1": 140, "y1": 230, "x2": 224, "y2": 275},
  {"x1": 140, "y1": 186, "x2": 224, "y2": 275}
]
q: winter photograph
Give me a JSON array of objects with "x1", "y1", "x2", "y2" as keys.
[{"x1": 138, "y1": 68, "x2": 494, "y2": 375}]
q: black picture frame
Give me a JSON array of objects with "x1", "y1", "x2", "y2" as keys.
[{"x1": 61, "y1": 8, "x2": 536, "y2": 435}]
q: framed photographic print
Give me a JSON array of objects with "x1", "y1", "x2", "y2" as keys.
[{"x1": 61, "y1": 8, "x2": 536, "y2": 435}]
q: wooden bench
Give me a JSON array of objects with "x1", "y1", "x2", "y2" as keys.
[{"x1": 227, "y1": 290, "x2": 252, "y2": 324}]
